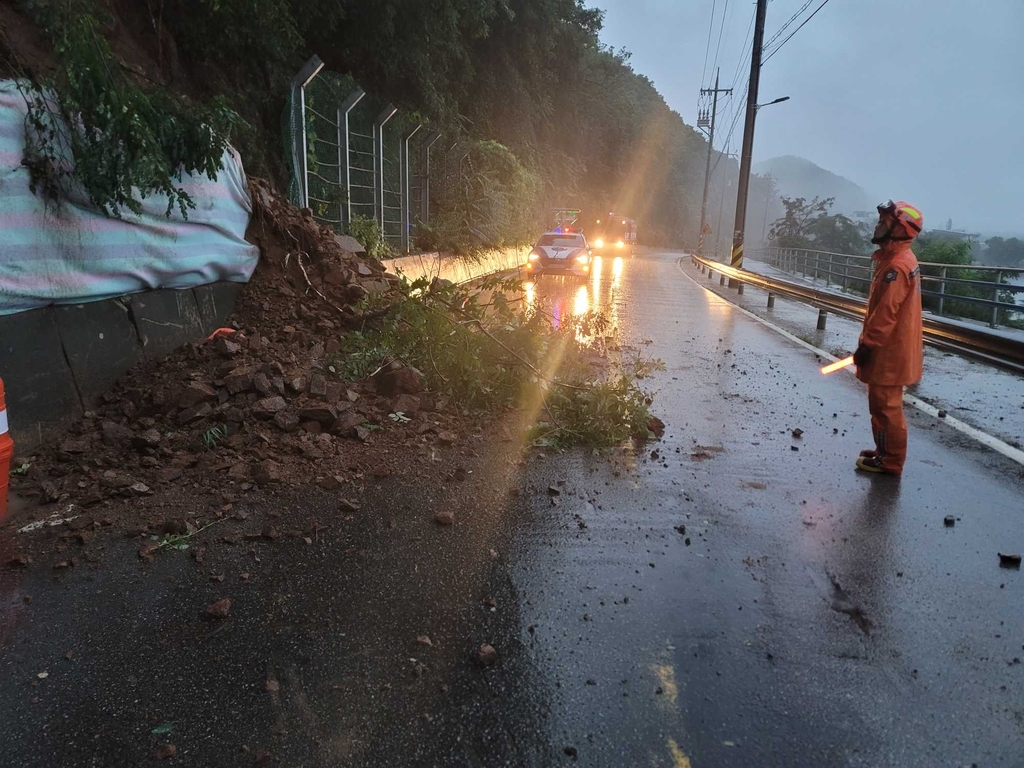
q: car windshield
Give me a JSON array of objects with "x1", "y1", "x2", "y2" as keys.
[{"x1": 537, "y1": 235, "x2": 585, "y2": 247}]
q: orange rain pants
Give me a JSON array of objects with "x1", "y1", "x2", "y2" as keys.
[{"x1": 867, "y1": 385, "x2": 907, "y2": 473}]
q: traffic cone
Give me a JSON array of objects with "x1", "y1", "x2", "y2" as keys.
[{"x1": 0, "y1": 377, "x2": 13, "y2": 520}]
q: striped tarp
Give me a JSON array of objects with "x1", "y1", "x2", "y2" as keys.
[{"x1": 0, "y1": 80, "x2": 258, "y2": 316}]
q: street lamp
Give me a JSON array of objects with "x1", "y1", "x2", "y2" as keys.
[{"x1": 755, "y1": 96, "x2": 790, "y2": 111}]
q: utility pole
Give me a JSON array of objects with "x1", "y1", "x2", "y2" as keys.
[
  {"x1": 730, "y1": 0, "x2": 769, "y2": 284},
  {"x1": 698, "y1": 69, "x2": 732, "y2": 257}
]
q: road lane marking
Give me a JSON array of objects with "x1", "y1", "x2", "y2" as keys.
[{"x1": 676, "y1": 257, "x2": 1024, "y2": 468}]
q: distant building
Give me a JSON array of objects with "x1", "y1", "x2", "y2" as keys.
[{"x1": 925, "y1": 229, "x2": 980, "y2": 244}]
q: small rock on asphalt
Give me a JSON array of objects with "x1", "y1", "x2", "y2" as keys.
[
  {"x1": 154, "y1": 744, "x2": 177, "y2": 760},
  {"x1": 998, "y1": 552, "x2": 1022, "y2": 569},
  {"x1": 477, "y1": 644, "x2": 498, "y2": 666},
  {"x1": 944, "y1": 516, "x2": 955, "y2": 527},
  {"x1": 564, "y1": 746, "x2": 578, "y2": 757},
  {"x1": 434, "y1": 511, "x2": 455, "y2": 526},
  {"x1": 417, "y1": 635, "x2": 433, "y2": 647},
  {"x1": 792, "y1": 428, "x2": 804, "y2": 438},
  {"x1": 206, "y1": 598, "x2": 232, "y2": 618}
]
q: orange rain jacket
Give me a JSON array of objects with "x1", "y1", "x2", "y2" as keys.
[{"x1": 856, "y1": 242, "x2": 924, "y2": 387}]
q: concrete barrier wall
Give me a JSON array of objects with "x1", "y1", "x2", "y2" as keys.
[
  {"x1": 383, "y1": 247, "x2": 529, "y2": 285},
  {"x1": 0, "y1": 283, "x2": 242, "y2": 452}
]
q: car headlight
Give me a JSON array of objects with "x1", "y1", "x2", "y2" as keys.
[
  {"x1": 576, "y1": 254, "x2": 590, "y2": 264},
  {"x1": 528, "y1": 251, "x2": 540, "y2": 261},
  {"x1": 594, "y1": 238, "x2": 604, "y2": 248},
  {"x1": 616, "y1": 240, "x2": 624, "y2": 248}
]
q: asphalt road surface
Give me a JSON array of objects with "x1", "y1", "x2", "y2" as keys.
[{"x1": 1, "y1": 250, "x2": 1022, "y2": 767}]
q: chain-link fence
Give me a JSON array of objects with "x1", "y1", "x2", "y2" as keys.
[{"x1": 285, "y1": 56, "x2": 461, "y2": 254}]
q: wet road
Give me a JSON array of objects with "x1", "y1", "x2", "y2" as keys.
[{"x1": 2, "y1": 250, "x2": 1023, "y2": 766}]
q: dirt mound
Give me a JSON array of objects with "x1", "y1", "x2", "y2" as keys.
[{"x1": 9, "y1": 179, "x2": 465, "y2": 525}]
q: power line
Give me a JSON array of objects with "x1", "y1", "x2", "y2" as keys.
[
  {"x1": 762, "y1": 0, "x2": 833, "y2": 63},
  {"x1": 709, "y1": 0, "x2": 732, "y2": 82},
  {"x1": 700, "y1": 0, "x2": 718, "y2": 88},
  {"x1": 762, "y1": 0, "x2": 815, "y2": 51}
]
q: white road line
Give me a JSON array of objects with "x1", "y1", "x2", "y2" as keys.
[{"x1": 676, "y1": 257, "x2": 1024, "y2": 468}]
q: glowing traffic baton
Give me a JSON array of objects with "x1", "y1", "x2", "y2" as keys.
[{"x1": 820, "y1": 356, "x2": 854, "y2": 375}]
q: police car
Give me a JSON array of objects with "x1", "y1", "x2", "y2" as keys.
[{"x1": 525, "y1": 230, "x2": 593, "y2": 277}]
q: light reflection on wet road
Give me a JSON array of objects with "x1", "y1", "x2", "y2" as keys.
[{"x1": 507, "y1": 249, "x2": 1024, "y2": 767}]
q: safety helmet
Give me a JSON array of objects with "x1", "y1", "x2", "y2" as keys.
[{"x1": 877, "y1": 200, "x2": 923, "y2": 237}]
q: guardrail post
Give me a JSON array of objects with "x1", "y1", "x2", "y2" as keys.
[
  {"x1": 936, "y1": 266, "x2": 947, "y2": 316},
  {"x1": 708, "y1": 268, "x2": 714, "y2": 280},
  {"x1": 767, "y1": 293, "x2": 775, "y2": 309},
  {"x1": 737, "y1": 281, "x2": 744, "y2": 295},
  {"x1": 817, "y1": 309, "x2": 828, "y2": 330},
  {"x1": 991, "y1": 270, "x2": 1002, "y2": 328},
  {"x1": 720, "y1": 274, "x2": 726, "y2": 286},
  {"x1": 825, "y1": 253, "x2": 832, "y2": 287}
]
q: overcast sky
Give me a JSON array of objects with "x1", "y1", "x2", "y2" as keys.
[{"x1": 594, "y1": 0, "x2": 1023, "y2": 235}]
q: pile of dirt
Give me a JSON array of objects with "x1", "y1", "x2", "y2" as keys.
[{"x1": 9, "y1": 178, "x2": 470, "y2": 529}]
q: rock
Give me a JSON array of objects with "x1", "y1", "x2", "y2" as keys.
[
  {"x1": 178, "y1": 382, "x2": 218, "y2": 409},
  {"x1": 177, "y1": 402, "x2": 213, "y2": 425},
  {"x1": 375, "y1": 362, "x2": 425, "y2": 396},
  {"x1": 154, "y1": 744, "x2": 178, "y2": 760},
  {"x1": 99, "y1": 470, "x2": 134, "y2": 489},
  {"x1": 325, "y1": 382, "x2": 343, "y2": 404},
  {"x1": 159, "y1": 467, "x2": 183, "y2": 483},
  {"x1": 227, "y1": 464, "x2": 248, "y2": 480},
  {"x1": 299, "y1": 406, "x2": 338, "y2": 427},
  {"x1": 253, "y1": 373, "x2": 273, "y2": 396},
  {"x1": 252, "y1": 396, "x2": 288, "y2": 418},
  {"x1": 287, "y1": 376, "x2": 308, "y2": 394},
  {"x1": 430, "y1": 276, "x2": 454, "y2": 292},
  {"x1": 437, "y1": 430, "x2": 458, "y2": 445},
  {"x1": 361, "y1": 279, "x2": 390, "y2": 295},
  {"x1": 255, "y1": 460, "x2": 283, "y2": 485},
  {"x1": 646, "y1": 416, "x2": 666, "y2": 438},
  {"x1": 346, "y1": 284, "x2": 368, "y2": 303},
  {"x1": 332, "y1": 411, "x2": 365, "y2": 438},
  {"x1": 417, "y1": 635, "x2": 433, "y2": 647},
  {"x1": 944, "y1": 515, "x2": 955, "y2": 527},
  {"x1": 339, "y1": 499, "x2": 360, "y2": 513},
  {"x1": 391, "y1": 394, "x2": 421, "y2": 415},
  {"x1": 132, "y1": 428, "x2": 162, "y2": 449},
  {"x1": 224, "y1": 371, "x2": 254, "y2": 395},
  {"x1": 791, "y1": 428, "x2": 804, "y2": 439},
  {"x1": 273, "y1": 410, "x2": 301, "y2": 433},
  {"x1": 101, "y1": 421, "x2": 132, "y2": 447},
  {"x1": 547, "y1": 486, "x2": 561, "y2": 496},
  {"x1": 129, "y1": 482, "x2": 152, "y2": 496},
  {"x1": 477, "y1": 644, "x2": 498, "y2": 666},
  {"x1": 357, "y1": 262, "x2": 373, "y2": 277},
  {"x1": 334, "y1": 233, "x2": 366, "y2": 254},
  {"x1": 7, "y1": 554, "x2": 32, "y2": 568},
  {"x1": 790, "y1": 445, "x2": 799, "y2": 452},
  {"x1": 324, "y1": 265, "x2": 351, "y2": 286},
  {"x1": 434, "y1": 511, "x2": 455, "y2": 526},
  {"x1": 318, "y1": 475, "x2": 344, "y2": 490},
  {"x1": 300, "y1": 421, "x2": 323, "y2": 435},
  {"x1": 564, "y1": 746, "x2": 578, "y2": 757},
  {"x1": 309, "y1": 373, "x2": 328, "y2": 398},
  {"x1": 938, "y1": 410, "x2": 948, "y2": 418},
  {"x1": 206, "y1": 598, "x2": 232, "y2": 618},
  {"x1": 354, "y1": 425, "x2": 372, "y2": 442},
  {"x1": 998, "y1": 552, "x2": 1022, "y2": 569},
  {"x1": 265, "y1": 679, "x2": 280, "y2": 693},
  {"x1": 59, "y1": 438, "x2": 90, "y2": 454},
  {"x1": 213, "y1": 337, "x2": 240, "y2": 357},
  {"x1": 674, "y1": 524, "x2": 686, "y2": 535}
]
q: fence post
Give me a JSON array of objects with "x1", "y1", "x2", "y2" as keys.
[
  {"x1": 991, "y1": 270, "x2": 1002, "y2": 328},
  {"x1": 290, "y1": 56, "x2": 325, "y2": 210},
  {"x1": 373, "y1": 105, "x2": 398, "y2": 230},
  {"x1": 841, "y1": 256, "x2": 849, "y2": 291},
  {"x1": 400, "y1": 124, "x2": 422, "y2": 253},
  {"x1": 337, "y1": 88, "x2": 365, "y2": 231},
  {"x1": 825, "y1": 253, "x2": 832, "y2": 286},
  {"x1": 936, "y1": 266, "x2": 947, "y2": 316},
  {"x1": 420, "y1": 132, "x2": 441, "y2": 227}
]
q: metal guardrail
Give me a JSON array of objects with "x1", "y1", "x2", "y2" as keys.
[
  {"x1": 754, "y1": 246, "x2": 1024, "y2": 329},
  {"x1": 689, "y1": 254, "x2": 1024, "y2": 374}
]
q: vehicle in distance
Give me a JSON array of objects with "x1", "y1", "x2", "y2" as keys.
[
  {"x1": 588, "y1": 213, "x2": 637, "y2": 256},
  {"x1": 526, "y1": 231, "x2": 593, "y2": 277}
]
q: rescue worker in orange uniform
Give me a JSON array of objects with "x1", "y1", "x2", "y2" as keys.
[{"x1": 853, "y1": 200, "x2": 924, "y2": 476}]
